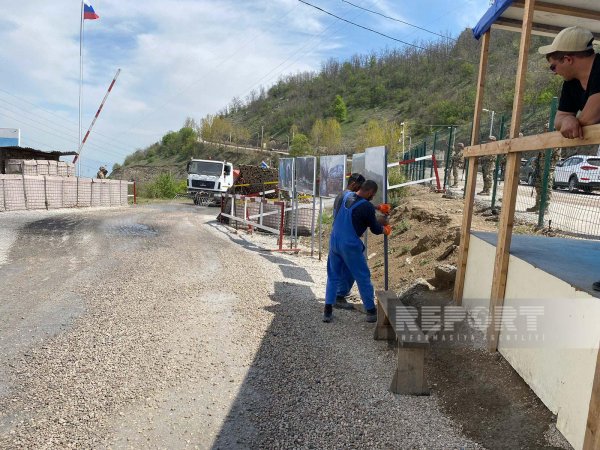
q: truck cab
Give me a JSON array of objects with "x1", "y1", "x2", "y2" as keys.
[{"x1": 187, "y1": 159, "x2": 234, "y2": 204}]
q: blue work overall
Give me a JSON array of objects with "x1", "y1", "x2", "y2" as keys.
[{"x1": 325, "y1": 191, "x2": 374, "y2": 311}]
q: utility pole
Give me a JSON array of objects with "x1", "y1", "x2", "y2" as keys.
[
  {"x1": 483, "y1": 108, "x2": 495, "y2": 138},
  {"x1": 401, "y1": 122, "x2": 406, "y2": 155},
  {"x1": 261, "y1": 125, "x2": 264, "y2": 149}
]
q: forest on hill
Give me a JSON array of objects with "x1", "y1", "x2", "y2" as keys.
[{"x1": 119, "y1": 28, "x2": 560, "y2": 170}]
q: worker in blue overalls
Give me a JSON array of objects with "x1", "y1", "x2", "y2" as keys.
[
  {"x1": 331, "y1": 173, "x2": 365, "y2": 310},
  {"x1": 323, "y1": 180, "x2": 391, "y2": 323}
]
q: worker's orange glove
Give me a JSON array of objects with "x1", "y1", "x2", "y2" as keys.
[
  {"x1": 377, "y1": 203, "x2": 391, "y2": 215},
  {"x1": 383, "y1": 224, "x2": 392, "y2": 236}
]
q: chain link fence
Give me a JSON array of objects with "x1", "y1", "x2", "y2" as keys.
[{"x1": 442, "y1": 99, "x2": 600, "y2": 240}]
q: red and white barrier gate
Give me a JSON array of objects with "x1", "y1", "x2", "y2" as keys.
[
  {"x1": 219, "y1": 193, "x2": 296, "y2": 252},
  {"x1": 387, "y1": 154, "x2": 442, "y2": 192}
]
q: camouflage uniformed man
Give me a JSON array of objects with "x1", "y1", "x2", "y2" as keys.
[
  {"x1": 96, "y1": 166, "x2": 108, "y2": 179},
  {"x1": 478, "y1": 136, "x2": 496, "y2": 195},
  {"x1": 526, "y1": 148, "x2": 561, "y2": 213},
  {"x1": 450, "y1": 142, "x2": 464, "y2": 187}
]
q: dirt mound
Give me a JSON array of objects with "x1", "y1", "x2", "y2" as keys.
[{"x1": 368, "y1": 185, "x2": 496, "y2": 293}]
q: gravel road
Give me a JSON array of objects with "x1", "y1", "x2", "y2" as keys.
[{"x1": 0, "y1": 202, "x2": 480, "y2": 449}]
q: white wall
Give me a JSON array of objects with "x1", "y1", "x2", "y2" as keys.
[{"x1": 463, "y1": 235, "x2": 600, "y2": 450}]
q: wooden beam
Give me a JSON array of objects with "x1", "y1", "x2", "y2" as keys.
[
  {"x1": 486, "y1": 0, "x2": 536, "y2": 353},
  {"x1": 453, "y1": 156, "x2": 478, "y2": 305},
  {"x1": 471, "y1": 31, "x2": 490, "y2": 147},
  {"x1": 512, "y1": 0, "x2": 600, "y2": 22},
  {"x1": 464, "y1": 124, "x2": 600, "y2": 157},
  {"x1": 493, "y1": 17, "x2": 580, "y2": 38},
  {"x1": 584, "y1": 347, "x2": 600, "y2": 450},
  {"x1": 453, "y1": 31, "x2": 490, "y2": 306}
]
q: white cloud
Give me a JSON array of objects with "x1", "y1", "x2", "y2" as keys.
[{"x1": 0, "y1": 0, "x2": 484, "y2": 176}]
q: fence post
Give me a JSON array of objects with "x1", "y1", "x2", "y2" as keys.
[
  {"x1": 491, "y1": 115, "x2": 506, "y2": 209},
  {"x1": 421, "y1": 142, "x2": 427, "y2": 179},
  {"x1": 463, "y1": 159, "x2": 469, "y2": 199},
  {"x1": 538, "y1": 97, "x2": 559, "y2": 227},
  {"x1": 443, "y1": 126, "x2": 454, "y2": 190},
  {"x1": 431, "y1": 131, "x2": 438, "y2": 180},
  {"x1": 133, "y1": 181, "x2": 137, "y2": 204}
]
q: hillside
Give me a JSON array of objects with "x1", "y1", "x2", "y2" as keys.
[
  {"x1": 117, "y1": 27, "x2": 561, "y2": 178},
  {"x1": 111, "y1": 134, "x2": 279, "y2": 183}
]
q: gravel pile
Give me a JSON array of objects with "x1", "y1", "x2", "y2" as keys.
[{"x1": 0, "y1": 204, "x2": 480, "y2": 449}]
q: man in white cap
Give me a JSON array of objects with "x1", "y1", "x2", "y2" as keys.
[
  {"x1": 540, "y1": 27, "x2": 600, "y2": 292},
  {"x1": 539, "y1": 26, "x2": 599, "y2": 139}
]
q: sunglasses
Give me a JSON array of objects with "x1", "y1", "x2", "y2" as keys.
[{"x1": 549, "y1": 56, "x2": 566, "y2": 73}]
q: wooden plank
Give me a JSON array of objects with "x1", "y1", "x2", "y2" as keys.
[
  {"x1": 471, "y1": 31, "x2": 490, "y2": 147},
  {"x1": 374, "y1": 290, "x2": 396, "y2": 341},
  {"x1": 486, "y1": 0, "x2": 536, "y2": 353},
  {"x1": 512, "y1": 0, "x2": 600, "y2": 22},
  {"x1": 453, "y1": 157, "x2": 478, "y2": 305},
  {"x1": 464, "y1": 124, "x2": 600, "y2": 157},
  {"x1": 390, "y1": 347, "x2": 428, "y2": 395},
  {"x1": 453, "y1": 31, "x2": 490, "y2": 306},
  {"x1": 584, "y1": 347, "x2": 600, "y2": 450}
]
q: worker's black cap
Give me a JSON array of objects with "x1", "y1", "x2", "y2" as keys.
[{"x1": 348, "y1": 173, "x2": 365, "y2": 184}]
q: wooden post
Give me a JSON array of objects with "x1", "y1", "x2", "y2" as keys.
[
  {"x1": 486, "y1": 0, "x2": 536, "y2": 352},
  {"x1": 584, "y1": 347, "x2": 600, "y2": 450},
  {"x1": 453, "y1": 30, "x2": 490, "y2": 305}
]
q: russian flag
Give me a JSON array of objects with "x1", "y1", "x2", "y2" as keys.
[{"x1": 83, "y1": 3, "x2": 99, "y2": 20}]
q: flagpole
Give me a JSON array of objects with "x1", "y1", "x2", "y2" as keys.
[{"x1": 78, "y1": 0, "x2": 84, "y2": 177}]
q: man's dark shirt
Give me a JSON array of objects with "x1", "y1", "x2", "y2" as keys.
[
  {"x1": 559, "y1": 54, "x2": 600, "y2": 113},
  {"x1": 333, "y1": 192, "x2": 384, "y2": 237},
  {"x1": 333, "y1": 190, "x2": 350, "y2": 219}
]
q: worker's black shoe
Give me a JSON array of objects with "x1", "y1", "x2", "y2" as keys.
[
  {"x1": 323, "y1": 305, "x2": 333, "y2": 323},
  {"x1": 366, "y1": 307, "x2": 377, "y2": 323},
  {"x1": 477, "y1": 190, "x2": 490, "y2": 196},
  {"x1": 333, "y1": 296, "x2": 355, "y2": 310},
  {"x1": 593, "y1": 281, "x2": 600, "y2": 292},
  {"x1": 526, "y1": 206, "x2": 539, "y2": 212}
]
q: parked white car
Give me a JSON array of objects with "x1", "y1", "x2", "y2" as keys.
[{"x1": 553, "y1": 155, "x2": 600, "y2": 193}]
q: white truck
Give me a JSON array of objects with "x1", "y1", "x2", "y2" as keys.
[{"x1": 187, "y1": 159, "x2": 234, "y2": 205}]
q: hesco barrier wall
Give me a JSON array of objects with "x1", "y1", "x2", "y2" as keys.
[{"x1": 0, "y1": 175, "x2": 130, "y2": 212}]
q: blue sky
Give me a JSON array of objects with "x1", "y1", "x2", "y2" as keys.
[{"x1": 0, "y1": 0, "x2": 489, "y2": 177}]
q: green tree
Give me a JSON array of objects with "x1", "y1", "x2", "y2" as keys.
[
  {"x1": 332, "y1": 95, "x2": 348, "y2": 122},
  {"x1": 289, "y1": 133, "x2": 311, "y2": 156},
  {"x1": 310, "y1": 119, "x2": 324, "y2": 147},
  {"x1": 322, "y1": 118, "x2": 342, "y2": 153}
]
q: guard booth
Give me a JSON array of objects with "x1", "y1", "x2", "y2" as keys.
[
  {"x1": 454, "y1": 2, "x2": 600, "y2": 449},
  {"x1": 0, "y1": 146, "x2": 77, "y2": 174}
]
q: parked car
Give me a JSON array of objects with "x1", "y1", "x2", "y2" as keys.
[
  {"x1": 553, "y1": 154, "x2": 600, "y2": 192},
  {"x1": 519, "y1": 156, "x2": 537, "y2": 186}
]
